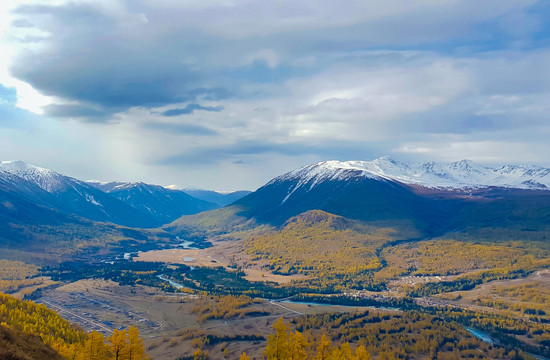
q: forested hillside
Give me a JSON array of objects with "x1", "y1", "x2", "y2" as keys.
[{"x1": 0, "y1": 292, "x2": 149, "y2": 360}]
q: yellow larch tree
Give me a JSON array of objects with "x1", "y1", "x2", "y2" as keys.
[
  {"x1": 354, "y1": 345, "x2": 371, "y2": 360},
  {"x1": 127, "y1": 326, "x2": 149, "y2": 360},
  {"x1": 314, "y1": 334, "x2": 333, "y2": 360},
  {"x1": 239, "y1": 352, "x2": 250, "y2": 360},
  {"x1": 289, "y1": 330, "x2": 308, "y2": 360},
  {"x1": 79, "y1": 331, "x2": 109, "y2": 360},
  {"x1": 264, "y1": 317, "x2": 291, "y2": 360},
  {"x1": 107, "y1": 328, "x2": 129, "y2": 360}
]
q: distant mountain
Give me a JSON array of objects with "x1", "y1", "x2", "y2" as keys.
[
  {"x1": 232, "y1": 162, "x2": 446, "y2": 229},
  {"x1": 169, "y1": 157, "x2": 550, "y2": 237},
  {"x1": 0, "y1": 176, "x2": 166, "y2": 260},
  {"x1": 0, "y1": 171, "x2": 70, "y2": 229},
  {"x1": 87, "y1": 181, "x2": 218, "y2": 224},
  {"x1": 0, "y1": 161, "x2": 157, "y2": 228},
  {"x1": 182, "y1": 189, "x2": 251, "y2": 207},
  {"x1": 276, "y1": 156, "x2": 550, "y2": 192}
]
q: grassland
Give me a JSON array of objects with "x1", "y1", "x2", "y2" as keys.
[
  {"x1": 135, "y1": 246, "x2": 306, "y2": 284},
  {"x1": 5, "y1": 204, "x2": 549, "y2": 359},
  {"x1": 434, "y1": 269, "x2": 550, "y2": 320},
  {"x1": 37, "y1": 278, "x2": 375, "y2": 359},
  {"x1": 0, "y1": 260, "x2": 40, "y2": 292}
]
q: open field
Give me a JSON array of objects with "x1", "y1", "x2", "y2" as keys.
[
  {"x1": 9, "y1": 277, "x2": 58, "y2": 299},
  {"x1": 433, "y1": 268, "x2": 550, "y2": 318},
  {"x1": 135, "y1": 240, "x2": 306, "y2": 284},
  {"x1": 35, "y1": 279, "x2": 372, "y2": 359}
]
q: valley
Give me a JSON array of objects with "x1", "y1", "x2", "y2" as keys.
[
  {"x1": 2, "y1": 0, "x2": 550, "y2": 357},
  {"x1": 10, "y1": 228, "x2": 549, "y2": 359},
  {"x1": 1, "y1": 157, "x2": 550, "y2": 359},
  {"x1": 27, "y1": 277, "x2": 378, "y2": 359}
]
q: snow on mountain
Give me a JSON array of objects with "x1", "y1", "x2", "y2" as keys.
[
  {"x1": 271, "y1": 156, "x2": 550, "y2": 193},
  {"x1": 0, "y1": 160, "x2": 71, "y2": 192},
  {"x1": 87, "y1": 180, "x2": 219, "y2": 223},
  {"x1": 0, "y1": 161, "x2": 160, "y2": 227},
  {"x1": 86, "y1": 180, "x2": 130, "y2": 192},
  {"x1": 88, "y1": 180, "x2": 177, "y2": 194}
]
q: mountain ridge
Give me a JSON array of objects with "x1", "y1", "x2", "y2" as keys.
[
  {"x1": 272, "y1": 157, "x2": 550, "y2": 199},
  {"x1": 0, "y1": 161, "x2": 158, "y2": 228},
  {"x1": 182, "y1": 188, "x2": 252, "y2": 207},
  {"x1": 169, "y1": 156, "x2": 550, "y2": 238},
  {"x1": 87, "y1": 180, "x2": 219, "y2": 224},
  {"x1": 0, "y1": 161, "x2": 221, "y2": 228}
]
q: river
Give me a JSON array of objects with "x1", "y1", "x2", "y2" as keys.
[
  {"x1": 465, "y1": 326, "x2": 495, "y2": 344},
  {"x1": 156, "y1": 274, "x2": 185, "y2": 290},
  {"x1": 175, "y1": 238, "x2": 198, "y2": 249}
]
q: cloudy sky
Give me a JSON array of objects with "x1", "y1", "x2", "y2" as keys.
[{"x1": 1, "y1": 0, "x2": 549, "y2": 190}]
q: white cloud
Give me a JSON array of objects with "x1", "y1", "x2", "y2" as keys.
[
  {"x1": 0, "y1": 0, "x2": 58, "y2": 113},
  {"x1": 1, "y1": 0, "x2": 550, "y2": 190},
  {"x1": 395, "y1": 138, "x2": 550, "y2": 164}
]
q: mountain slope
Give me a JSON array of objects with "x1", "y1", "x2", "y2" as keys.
[
  {"x1": 0, "y1": 179, "x2": 166, "y2": 262},
  {"x1": 0, "y1": 322, "x2": 65, "y2": 360},
  {"x1": 0, "y1": 164, "x2": 173, "y2": 260},
  {"x1": 93, "y1": 181, "x2": 219, "y2": 224},
  {"x1": 169, "y1": 157, "x2": 550, "y2": 237},
  {"x1": 0, "y1": 161, "x2": 157, "y2": 227},
  {"x1": 235, "y1": 172, "x2": 447, "y2": 230},
  {"x1": 275, "y1": 156, "x2": 550, "y2": 191}
]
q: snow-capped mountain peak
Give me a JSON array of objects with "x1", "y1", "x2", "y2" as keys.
[
  {"x1": 270, "y1": 157, "x2": 550, "y2": 193},
  {"x1": 0, "y1": 160, "x2": 68, "y2": 192}
]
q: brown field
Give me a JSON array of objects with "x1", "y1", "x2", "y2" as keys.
[
  {"x1": 9, "y1": 277, "x2": 58, "y2": 299},
  {"x1": 435, "y1": 269, "x2": 550, "y2": 301},
  {"x1": 37, "y1": 278, "x2": 370, "y2": 360},
  {"x1": 433, "y1": 269, "x2": 550, "y2": 315},
  {"x1": 135, "y1": 240, "x2": 306, "y2": 284}
]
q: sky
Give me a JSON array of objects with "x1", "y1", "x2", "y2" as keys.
[{"x1": 1, "y1": 0, "x2": 550, "y2": 191}]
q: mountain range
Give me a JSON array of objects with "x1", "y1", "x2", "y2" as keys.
[
  {"x1": 1, "y1": 157, "x2": 549, "y2": 254},
  {"x1": 0, "y1": 161, "x2": 160, "y2": 228},
  {"x1": 86, "y1": 180, "x2": 219, "y2": 224},
  {"x1": 182, "y1": 188, "x2": 252, "y2": 207},
  {"x1": 169, "y1": 157, "x2": 550, "y2": 237},
  {"x1": 0, "y1": 160, "x2": 251, "y2": 227},
  {"x1": 274, "y1": 156, "x2": 550, "y2": 192}
]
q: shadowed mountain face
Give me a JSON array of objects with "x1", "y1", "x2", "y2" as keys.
[
  {"x1": 233, "y1": 174, "x2": 449, "y2": 231},
  {"x1": 170, "y1": 159, "x2": 550, "y2": 238},
  {"x1": 0, "y1": 161, "x2": 220, "y2": 229},
  {"x1": 0, "y1": 179, "x2": 158, "y2": 258},
  {"x1": 0, "y1": 176, "x2": 71, "y2": 231},
  {"x1": 89, "y1": 181, "x2": 219, "y2": 224},
  {"x1": 0, "y1": 161, "x2": 158, "y2": 228}
]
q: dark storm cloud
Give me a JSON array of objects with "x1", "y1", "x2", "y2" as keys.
[
  {"x1": 9, "y1": 0, "x2": 544, "y2": 123},
  {"x1": 9, "y1": 2, "x2": 232, "y2": 120},
  {"x1": 161, "y1": 104, "x2": 224, "y2": 117}
]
